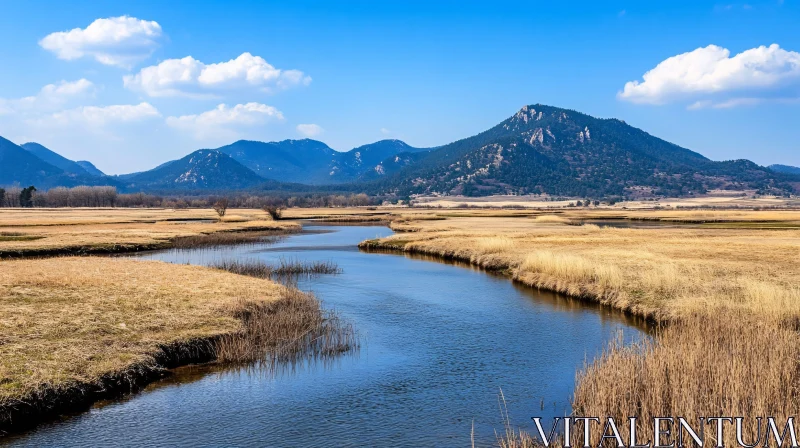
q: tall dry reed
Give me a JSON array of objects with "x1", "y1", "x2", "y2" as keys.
[
  {"x1": 210, "y1": 257, "x2": 341, "y2": 279},
  {"x1": 214, "y1": 288, "x2": 358, "y2": 366},
  {"x1": 500, "y1": 311, "x2": 800, "y2": 447},
  {"x1": 171, "y1": 231, "x2": 283, "y2": 248}
]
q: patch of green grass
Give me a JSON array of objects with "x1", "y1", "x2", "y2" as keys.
[{"x1": 0, "y1": 232, "x2": 44, "y2": 242}]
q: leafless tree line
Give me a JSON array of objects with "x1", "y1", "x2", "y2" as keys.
[
  {"x1": 0, "y1": 186, "x2": 118, "y2": 207},
  {"x1": 0, "y1": 185, "x2": 379, "y2": 208}
]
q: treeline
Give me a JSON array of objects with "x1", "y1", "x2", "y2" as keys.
[
  {"x1": 0, "y1": 185, "x2": 382, "y2": 208},
  {"x1": 0, "y1": 186, "x2": 119, "y2": 207}
]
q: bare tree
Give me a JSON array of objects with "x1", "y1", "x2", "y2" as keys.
[
  {"x1": 263, "y1": 205, "x2": 284, "y2": 220},
  {"x1": 213, "y1": 199, "x2": 229, "y2": 219}
]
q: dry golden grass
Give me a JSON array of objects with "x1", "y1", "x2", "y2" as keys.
[
  {"x1": 572, "y1": 311, "x2": 800, "y2": 447},
  {"x1": 0, "y1": 208, "x2": 299, "y2": 257},
  {"x1": 530, "y1": 214, "x2": 571, "y2": 224},
  {"x1": 362, "y1": 213, "x2": 800, "y2": 320},
  {"x1": 414, "y1": 193, "x2": 800, "y2": 209},
  {"x1": 0, "y1": 257, "x2": 289, "y2": 406},
  {"x1": 501, "y1": 311, "x2": 800, "y2": 448}
]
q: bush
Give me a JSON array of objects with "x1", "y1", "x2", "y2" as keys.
[{"x1": 263, "y1": 205, "x2": 284, "y2": 220}]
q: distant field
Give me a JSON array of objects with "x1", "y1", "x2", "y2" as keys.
[
  {"x1": 0, "y1": 208, "x2": 299, "y2": 257},
  {"x1": 412, "y1": 192, "x2": 800, "y2": 209}
]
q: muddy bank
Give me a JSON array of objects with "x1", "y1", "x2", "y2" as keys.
[
  {"x1": 0, "y1": 338, "x2": 218, "y2": 435},
  {"x1": 358, "y1": 237, "x2": 662, "y2": 323}
]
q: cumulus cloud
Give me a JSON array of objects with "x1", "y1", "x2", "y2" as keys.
[
  {"x1": 618, "y1": 44, "x2": 800, "y2": 107},
  {"x1": 296, "y1": 123, "x2": 323, "y2": 137},
  {"x1": 124, "y1": 53, "x2": 312, "y2": 97},
  {"x1": 39, "y1": 16, "x2": 162, "y2": 68},
  {"x1": 35, "y1": 102, "x2": 160, "y2": 127},
  {"x1": 166, "y1": 102, "x2": 284, "y2": 139},
  {"x1": 0, "y1": 79, "x2": 95, "y2": 114}
]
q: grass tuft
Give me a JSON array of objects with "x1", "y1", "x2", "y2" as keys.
[
  {"x1": 214, "y1": 288, "x2": 358, "y2": 365},
  {"x1": 210, "y1": 258, "x2": 342, "y2": 280}
]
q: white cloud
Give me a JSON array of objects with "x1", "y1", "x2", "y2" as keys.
[
  {"x1": 36, "y1": 102, "x2": 160, "y2": 127},
  {"x1": 0, "y1": 79, "x2": 95, "y2": 114},
  {"x1": 380, "y1": 127, "x2": 391, "y2": 135},
  {"x1": 124, "y1": 53, "x2": 312, "y2": 97},
  {"x1": 618, "y1": 44, "x2": 800, "y2": 106},
  {"x1": 166, "y1": 102, "x2": 284, "y2": 139},
  {"x1": 39, "y1": 16, "x2": 162, "y2": 68},
  {"x1": 688, "y1": 96, "x2": 800, "y2": 110},
  {"x1": 296, "y1": 123, "x2": 323, "y2": 137}
]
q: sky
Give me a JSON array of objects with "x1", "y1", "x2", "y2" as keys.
[{"x1": 0, "y1": 0, "x2": 798, "y2": 174}]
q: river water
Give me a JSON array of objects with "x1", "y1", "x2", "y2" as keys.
[{"x1": 9, "y1": 225, "x2": 646, "y2": 447}]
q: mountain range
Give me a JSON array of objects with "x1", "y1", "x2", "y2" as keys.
[
  {"x1": 1, "y1": 104, "x2": 798, "y2": 198},
  {"x1": 769, "y1": 164, "x2": 800, "y2": 176}
]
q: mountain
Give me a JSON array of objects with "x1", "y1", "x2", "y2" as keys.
[
  {"x1": 120, "y1": 149, "x2": 265, "y2": 191},
  {"x1": 21, "y1": 142, "x2": 91, "y2": 176},
  {"x1": 0, "y1": 137, "x2": 65, "y2": 187},
  {"x1": 75, "y1": 161, "x2": 105, "y2": 177},
  {"x1": 217, "y1": 139, "x2": 336, "y2": 184},
  {"x1": 357, "y1": 150, "x2": 431, "y2": 182},
  {"x1": 769, "y1": 164, "x2": 800, "y2": 175},
  {"x1": 217, "y1": 138, "x2": 430, "y2": 184},
  {"x1": 329, "y1": 140, "x2": 431, "y2": 182},
  {"x1": 368, "y1": 104, "x2": 798, "y2": 198}
]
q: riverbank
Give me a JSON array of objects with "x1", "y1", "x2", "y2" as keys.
[
  {"x1": 360, "y1": 213, "x2": 800, "y2": 321},
  {"x1": 0, "y1": 256, "x2": 338, "y2": 433},
  {"x1": 0, "y1": 208, "x2": 300, "y2": 258},
  {"x1": 359, "y1": 211, "x2": 800, "y2": 446}
]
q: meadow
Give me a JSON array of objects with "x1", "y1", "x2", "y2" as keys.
[{"x1": 0, "y1": 208, "x2": 299, "y2": 257}]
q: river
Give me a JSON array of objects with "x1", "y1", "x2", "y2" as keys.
[{"x1": 8, "y1": 224, "x2": 646, "y2": 447}]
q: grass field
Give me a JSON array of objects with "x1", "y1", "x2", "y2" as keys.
[
  {"x1": 0, "y1": 208, "x2": 299, "y2": 257},
  {"x1": 0, "y1": 257, "x2": 297, "y2": 428}
]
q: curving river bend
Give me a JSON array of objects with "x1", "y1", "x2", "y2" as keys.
[{"x1": 9, "y1": 225, "x2": 646, "y2": 447}]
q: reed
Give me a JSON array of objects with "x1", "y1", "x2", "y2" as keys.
[
  {"x1": 498, "y1": 311, "x2": 800, "y2": 448},
  {"x1": 210, "y1": 258, "x2": 342, "y2": 279},
  {"x1": 214, "y1": 288, "x2": 358, "y2": 366},
  {"x1": 171, "y1": 230, "x2": 283, "y2": 249}
]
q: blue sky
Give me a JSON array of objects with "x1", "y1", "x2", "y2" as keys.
[{"x1": 0, "y1": 0, "x2": 798, "y2": 174}]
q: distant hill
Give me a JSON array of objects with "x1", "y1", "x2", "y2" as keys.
[
  {"x1": 329, "y1": 140, "x2": 431, "y2": 182},
  {"x1": 76, "y1": 160, "x2": 105, "y2": 177},
  {"x1": 217, "y1": 138, "x2": 430, "y2": 184},
  {"x1": 217, "y1": 139, "x2": 337, "y2": 184},
  {"x1": 357, "y1": 150, "x2": 431, "y2": 182},
  {"x1": 21, "y1": 142, "x2": 91, "y2": 176},
  {"x1": 769, "y1": 164, "x2": 800, "y2": 175},
  {"x1": 0, "y1": 137, "x2": 65, "y2": 187},
  {"x1": 120, "y1": 149, "x2": 265, "y2": 191},
  {"x1": 367, "y1": 104, "x2": 798, "y2": 198},
  {"x1": 0, "y1": 137, "x2": 117, "y2": 189}
]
